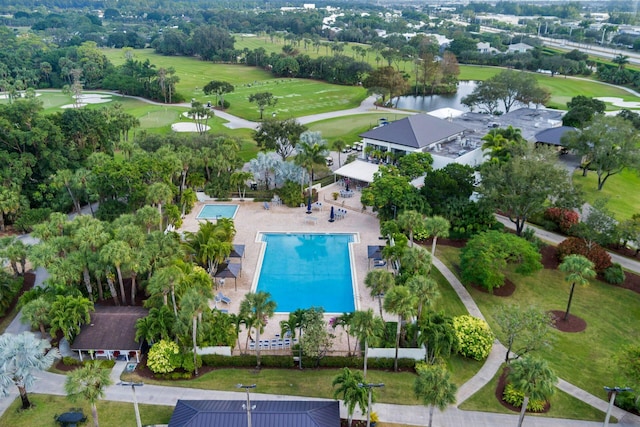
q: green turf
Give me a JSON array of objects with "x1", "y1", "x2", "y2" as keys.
[
  {"x1": 459, "y1": 364, "x2": 608, "y2": 422},
  {"x1": 435, "y1": 245, "x2": 640, "y2": 398},
  {"x1": 0, "y1": 394, "x2": 174, "y2": 427},
  {"x1": 573, "y1": 168, "x2": 640, "y2": 221},
  {"x1": 307, "y1": 113, "x2": 410, "y2": 145},
  {"x1": 101, "y1": 48, "x2": 368, "y2": 120},
  {"x1": 0, "y1": 393, "x2": 413, "y2": 427}
]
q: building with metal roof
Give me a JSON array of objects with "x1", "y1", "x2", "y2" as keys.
[{"x1": 168, "y1": 400, "x2": 340, "y2": 427}]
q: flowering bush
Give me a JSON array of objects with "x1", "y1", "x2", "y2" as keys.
[
  {"x1": 544, "y1": 207, "x2": 579, "y2": 234},
  {"x1": 453, "y1": 315, "x2": 494, "y2": 361},
  {"x1": 503, "y1": 383, "x2": 546, "y2": 412},
  {"x1": 557, "y1": 237, "x2": 612, "y2": 272},
  {"x1": 147, "y1": 339, "x2": 182, "y2": 374}
]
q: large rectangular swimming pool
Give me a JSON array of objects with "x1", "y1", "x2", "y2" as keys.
[{"x1": 255, "y1": 233, "x2": 356, "y2": 313}]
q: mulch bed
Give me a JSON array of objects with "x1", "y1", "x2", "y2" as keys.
[
  {"x1": 340, "y1": 420, "x2": 370, "y2": 427},
  {"x1": 540, "y1": 245, "x2": 560, "y2": 269},
  {"x1": 469, "y1": 278, "x2": 516, "y2": 297},
  {"x1": 495, "y1": 366, "x2": 551, "y2": 413},
  {"x1": 548, "y1": 310, "x2": 587, "y2": 333},
  {"x1": 419, "y1": 237, "x2": 467, "y2": 248}
]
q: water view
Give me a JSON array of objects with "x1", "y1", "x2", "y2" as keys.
[{"x1": 393, "y1": 80, "x2": 478, "y2": 112}]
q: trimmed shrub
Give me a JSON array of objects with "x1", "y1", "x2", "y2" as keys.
[
  {"x1": 615, "y1": 391, "x2": 639, "y2": 413},
  {"x1": 147, "y1": 340, "x2": 181, "y2": 374},
  {"x1": 453, "y1": 315, "x2": 494, "y2": 361},
  {"x1": 260, "y1": 355, "x2": 296, "y2": 368},
  {"x1": 63, "y1": 357, "x2": 82, "y2": 366},
  {"x1": 557, "y1": 237, "x2": 612, "y2": 272},
  {"x1": 161, "y1": 371, "x2": 193, "y2": 380},
  {"x1": 503, "y1": 383, "x2": 546, "y2": 412},
  {"x1": 181, "y1": 352, "x2": 202, "y2": 373},
  {"x1": 544, "y1": 207, "x2": 579, "y2": 234},
  {"x1": 201, "y1": 354, "x2": 255, "y2": 367},
  {"x1": 277, "y1": 180, "x2": 304, "y2": 207},
  {"x1": 96, "y1": 359, "x2": 116, "y2": 369},
  {"x1": 603, "y1": 263, "x2": 625, "y2": 285},
  {"x1": 317, "y1": 356, "x2": 361, "y2": 369}
]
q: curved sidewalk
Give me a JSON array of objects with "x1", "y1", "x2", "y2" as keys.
[{"x1": 432, "y1": 255, "x2": 639, "y2": 425}]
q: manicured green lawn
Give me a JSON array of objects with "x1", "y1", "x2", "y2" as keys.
[
  {"x1": 121, "y1": 367, "x2": 422, "y2": 405},
  {"x1": 0, "y1": 393, "x2": 413, "y2": 427},
  {"x1": 458, "y1": 65, "x2": 640, "y2": 110},
  {"x1": 308, "y1": 113, "x2": 410, "y2": 146},
  {"x1": 459, "y1": 364, "x2": 607, "y2": 422},
  {"x1": 101, "y1": 48, "x2": 368, "y2": 120},
  {"x1": 436, "y1": 245, "x2": 640, "y2": 398},
  {"x1": 0, "y1": 394, "x2": 174, "y2": 427},
  {"x1": 573, "y1": 168, "x2": 640, "y2": 221}
]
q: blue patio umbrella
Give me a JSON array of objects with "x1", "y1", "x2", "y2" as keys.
[
  {"x1": 306, "y1": 196, "x2": 312, "y2": 214},
  {"x1": 329, "y1": 206, "x2": 335, "y2": 222}
]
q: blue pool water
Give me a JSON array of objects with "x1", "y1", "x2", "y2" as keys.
[
  {"x1": 256, "y1": 233, "x2": 355, "y2": 313},
  {"x1": 196, "y1": 204, "x2": 239, "y2": 219}
]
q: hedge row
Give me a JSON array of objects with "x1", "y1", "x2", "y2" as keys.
[{"x1": 201, "y1": 354, "x2": 416, "y2": 370}]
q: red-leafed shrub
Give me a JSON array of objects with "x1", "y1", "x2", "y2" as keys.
[
  {"x1": 557, "y1": 237, "x2": 612, "y2": 272},
  {"x1": 544, "y1": 208, "x2": 580, "y2": 234}
]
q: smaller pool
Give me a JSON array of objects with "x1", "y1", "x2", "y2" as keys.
[{"x1": 196, "y1": 204, "x2": 239, "y2": 220}]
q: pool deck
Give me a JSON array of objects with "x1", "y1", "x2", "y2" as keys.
[{"x1": 180, "y1": 183, "x2": 386, "y2": 354}]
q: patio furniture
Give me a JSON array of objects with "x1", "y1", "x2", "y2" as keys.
[
  {"x1": 263, "y1": 201, "x2": 270, "y2": 210},
  {"x1": 215, "y1": 292, "x2": 231, "y2": 305},
  {"x1": 56, "y1": 411, "x2": 86, "y2": 427}
]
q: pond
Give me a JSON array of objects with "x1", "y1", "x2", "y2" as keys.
[{"x1": 392, "y1": 81, "x2": 478, "y2": 112}]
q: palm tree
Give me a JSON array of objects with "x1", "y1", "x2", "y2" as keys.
[
  {"x1": 558, "y1": 254, "x2": 596, "y2": 321},
  {"x1": 417, "y1": 313, "x2": 458, "y2": 365},
  {"x1": 331, "y1": 313, "x2": 354, "y2": 355},
  {"x1": 350, "y1": 309, "x2": 385, "y2": 379},
  {"x1": 397, "y1": 210, "x2": 424, "y2": 247},
  {"x1": 413, "y1": 364, "x2": 457, "y2": 427},
  {"x1": 239, "y1": 291, "x2": 276, "y2": 368},
  {"x1": 49, "y1": 295, "x2": 94, "y2": 342},
  {"x1": 364, "y1": 269, "x2": 395, "y2": 321},
  {"x1": 332, "y1": 139, "x2": 347, "y2": 167},
  {"x1": 0, "y1": 332, "x2": 60, "y2": 409},
  {"x1": 20, "y1": 296, "x2": 51, "y2": 337},
  {"x1": 100, "y1": 240, "x2": 132, "y2": 306},
  {"x1": 230, "y1": 171, "x2": 254, "y2": 199},
  {"x1": 508, "y1": 356, "x2": 557, "y2": 427},
  {"x1": 279, "y1": 308, "x2": 307, "y2": 369},
  {"x1": 135, "y1": 305, "x2": 175, "y2": 344},
  {"x1": 423, "y1": 216, "x2": 450, "y2": 260},
  {"x1": 136, "y1": 205, "x2": 162, "y2": 234},
  {"x1": 405, "y1": 275, "x2": 439, "y2": 324},
  {"x1": 332, "y1": 367, "x2": 368, "y2": 427},
  {"x1": 65, "y1": 361, "x2": 112, "y2": 427},
  {"x1": 384, "y1": 285, "x2": 418, "y2": 372},
  {"x1": 295, "y1": 131, "x2": 328, "y2": 208},
  {"x1": 179, "y1": 287, "x2": 213, "y2": 376},
  {"x1": 145, "y1": 182, "x2": 174, "y2": 230},
  {"x1": 613, "y1": 54, "x2": 630, "y2": 70},
  {"x1": 148, "y1": 264, "x2": 184, "y2": 317}
]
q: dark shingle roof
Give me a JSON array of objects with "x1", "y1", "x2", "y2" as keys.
[
  {"x1": 169, "y1": 400, "x2": 340, "y2": 427},
  {"x1": 534, "y1": 126, "x2": 577, "y2": 146},
  {"x1": 70, "y1": 306, "x2": 148, "y2": 351},
  {"x1": 359, "y1": 114, "x2": 467, "y2": 149}
]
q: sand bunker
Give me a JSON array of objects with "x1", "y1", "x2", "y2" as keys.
[
  {"x1": 596, "y1": 97, "x2": 640, "y2": 109},
  {"x1": 171, "y1": 123, "x2": 211, "y2": 132},
  {"x1": 61, "y1": 94, "x2": 112, "y2": 109}
]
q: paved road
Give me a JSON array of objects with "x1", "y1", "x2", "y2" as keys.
[{"x1": 496, "y1": 214, "x2": 640, "y2": 273}]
